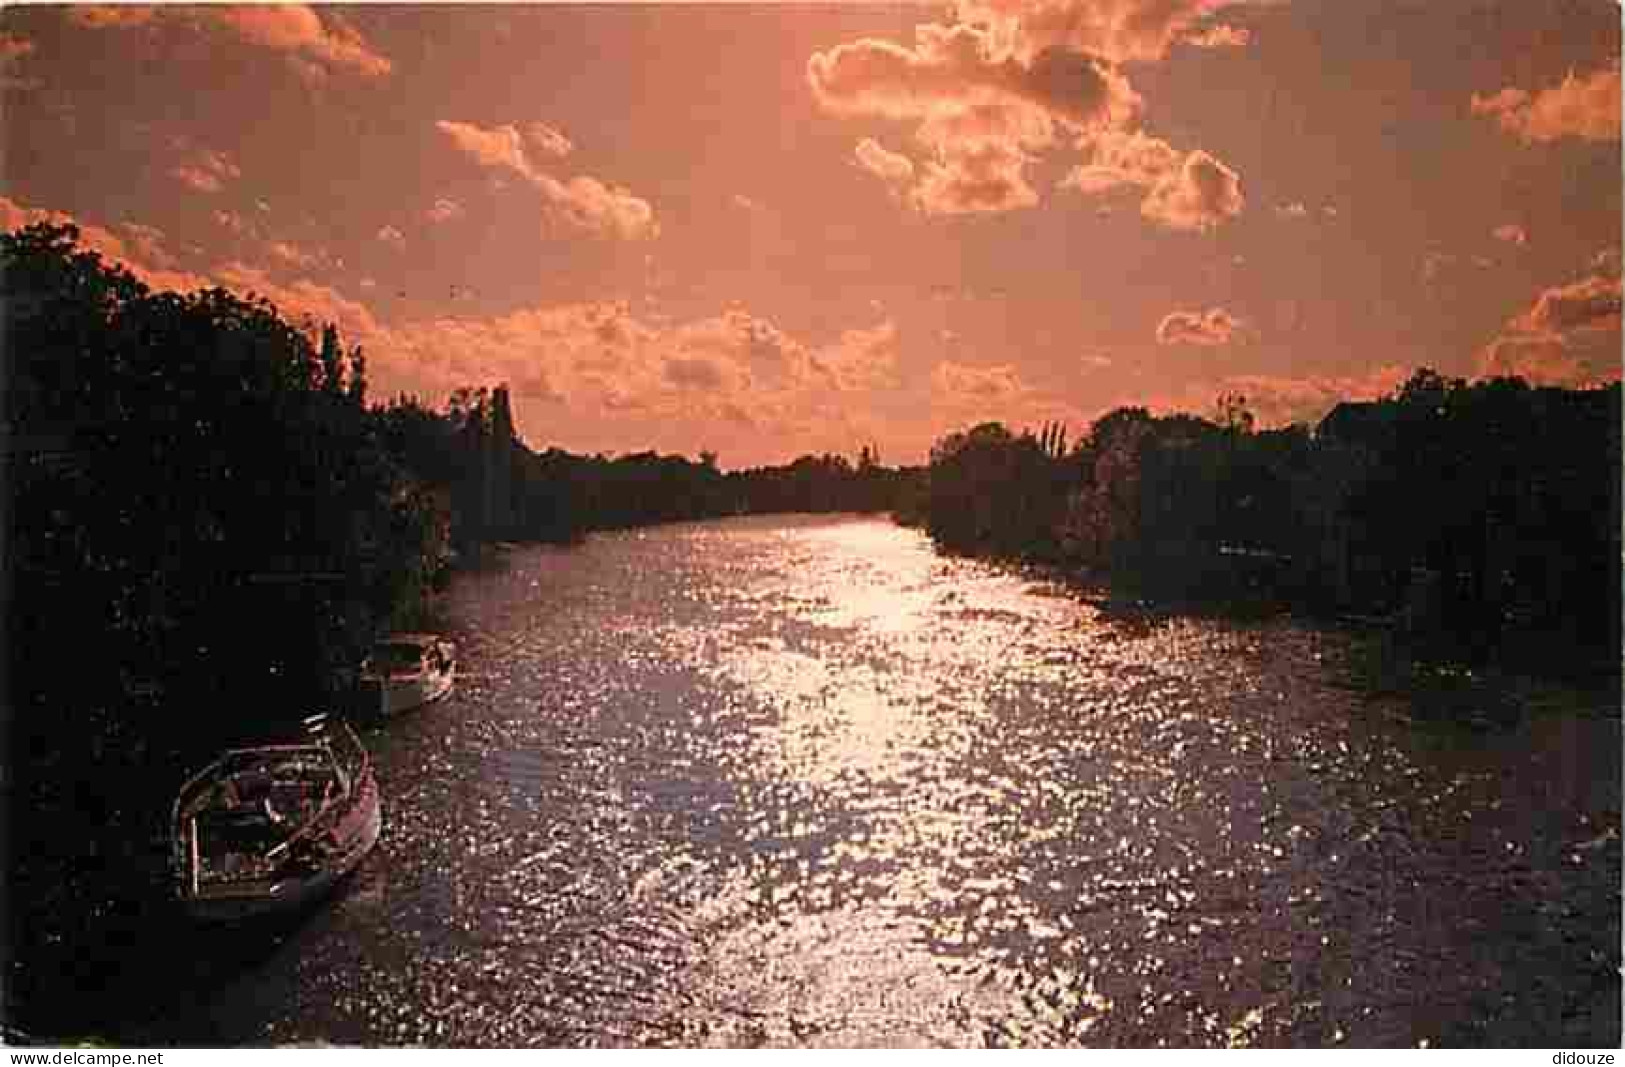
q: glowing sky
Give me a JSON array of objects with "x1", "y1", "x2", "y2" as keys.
[{"x1": 2, "y1": 2, "x2": 1619, "y2": 466}]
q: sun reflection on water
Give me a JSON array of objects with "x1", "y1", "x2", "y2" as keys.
[{"x1": 228, "y1": 516, "x2": 1621, "y2": 1048}]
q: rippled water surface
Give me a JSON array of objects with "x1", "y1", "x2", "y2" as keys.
[{"x1": 165, "y1": 516, "x2": 1619, "y2": 1046}]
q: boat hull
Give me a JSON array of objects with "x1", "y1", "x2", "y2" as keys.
[
  {"x1": 367, "y1": 667, "x2": 454, "y2": 717},
  {"x1": 181, "y1": 784, "x2": 382, "y2": 924}
]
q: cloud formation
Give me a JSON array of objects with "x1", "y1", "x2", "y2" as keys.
[
  {"x1": 932, "y1": 359, "x2": 1032, "y2": 403},
  {"x1": 0, "y1": 196, "x2": 209, "y2": 294},
  {"x1": 209, "y1": 5, "x2": 391, "y2": 79},
  {"x1": 525, "y1": 122, "x2": 574, "y2": 159},
  {"x1": 1471, "y1": 64, "x2": 1621, "y2": 143},
  {"x1": 427, "y1": 198, "x2": 465, "y2": 224},
  {"x1": 1477, "y1": 272, "x2": 1623, "y2": 386},
  {"x1": 435, "y1": 118, "x2": 657, "y2": 240},
  {"x1": 1182, "y1": 24, "x2": 1251, "y2": 49},
  {"x1": 854, "y1": 137, "x2": 916, "y2": 187},
  {"x1": 171, "y1": 147, "x2": 241, "y2": 195},
  {"x1": 1142, "y1": 364, "x2": 1410, "y2": 428},
  {"x1": 807, "y1": 4, "x2": 1247, "y2": 228},
  {"x1": 69, "y1": 5, "x2": 391, "y2": 80},
  {"x1": 1155, "y1": 307, "x2": 1247, "y2": 345},
  {"x1": 950, "y1": 0, "x2": 1241, "y2": 65},
  {"x1": 65, "y1": 7, "x2": 157, "y2": 30},
  {"x1": 1062, "y1": 131, "x2": 1244, "y2": 231},
  {"x1": 1492, "y1": 223, "x2": 1528, "y2": 246}
]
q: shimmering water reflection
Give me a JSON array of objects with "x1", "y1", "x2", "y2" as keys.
[{"x1": 184, "y1": 516, "x2": 1618, "y2": 1047}]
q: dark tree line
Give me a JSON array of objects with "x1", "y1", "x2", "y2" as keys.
[
  {"x1": 1, "y1": 223, "x2": 931, "y2": 1033},
  {"x1": 918, "y1": 373, "x2": 1621, "y2": 660}
]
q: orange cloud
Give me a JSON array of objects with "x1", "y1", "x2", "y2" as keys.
[
  {"x1": 1155, "y1": 307, "x2": 1248, "y2": 346},
  {"x1": 214, "y1": 260, "x2": 382, "y2": 343},
  {"x1": 1183, "y1": 24, "x2": 1251, "y2": 48},
  {"x1": 914, "y1": 139, "x2": 1039, "y2": 215},
  {"x1": 170, "y1": 148, "x2": 241, "y2": 195},
  {"x1": 69, "y1": 5, "x2": 389, "y2": 79},
  {"x1": 809, "y1": 22, "x2": 1140, "y2": 132},
  {"x1": 1475, "y1": 273, "x2": 1623, "y2": 387},
  {"x1": 0, "y1": 32, "x2": 34, "y2": 61},
  {"x1": 1472, "y1": 64, "x2": 1621, "y2": 143},
  {"x1": 1141, "y1": 364, "x2": 1410, "y2": 427},
  {"x1": 524, "y1": 122, "x2": 574, "y2": 159},
  {"x1": 951, "y1": 0, "x2": 1234, "y2": 64},
  {"x1": 1510, "y1": 274, "x2": 1622, "y2": 335},
  {"x1": 436, "y1": 120, "x2": 531, "y2": 175},
  {"x1": 855, "y1": 138, "x2": 916, "y2": 187},
  {"x1": 436, "y1": 118, "x2": 657, "y2": 240},
  {"x1": 1062, "y1": 131, "x2": 1244, "y2": 231},
  {"x1": 267, "y1": 239, "x2": 323, "y2": 270},
  {"x1": 210, "y1": 5, "x2": 391, "y2": 79},
  {"x1": 0, "y1": 196, "x2": 210, "y2": 294},
  {"x1": 809, "y1": 5, "x2": 1245, "y2": 229},
  {"x1": 64, "y1": 7, "x2": 157, "y2": 30},
  {"x1": 932, "y1": 359, "x2": 1032, "y2": 403}
]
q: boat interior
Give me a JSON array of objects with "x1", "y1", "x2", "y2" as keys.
[{"x1": 176, "y1": 746, "x2": 351, "y2": 895}]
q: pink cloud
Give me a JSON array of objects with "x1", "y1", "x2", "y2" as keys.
[
  {"x1": 809, "y1": 5, "x2": 1245, "y2": 228},
  {"x1": 426, "y1": 198, "x2": 465, "y2": 224},
  {"x1": 1472, "y1": 64, "x2": 1621, "y2": 143},
  {"x1": 1492, "y1": 223, "x2": 1528, "y2": 246},
  {"x1": 1062, "y1": 131, "x2": 1244, "y2": 232},
  {"x1": 808, "y1": 22, "x2": 1141, "y2": 132},
  {"x1": 1155, "y1": 307, "x2": 1248, "y2": 345},
  {"x1": 376, "y1": 225, "x2": 406, "y2": 251},
  {"x1": 854, "y1": 138, "x2": 916, "y2": 187},
  {"x1": 811, "y1": 321, "x2": 900, "y2": 392},
  {"x1": 436, "y1": 118, "x2": 658, "y2": 240}
]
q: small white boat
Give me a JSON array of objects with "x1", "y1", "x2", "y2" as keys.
[
  {"x1": 171, "y1": 718, "x2": 381, "y2": 923},
  {"x1": 358, "y1": 634, "x2": 456, "y2": 717}
]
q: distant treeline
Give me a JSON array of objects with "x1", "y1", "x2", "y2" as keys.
[
  {"x1": 912, "y1": 375, "x2": 1621, "y2": 661},
  {"x1": 2, "y1": 223, "x2": 926, "y2": 1025},
  {"x1": 2, "y1": 222, "x2": 918, "y2": 752}
]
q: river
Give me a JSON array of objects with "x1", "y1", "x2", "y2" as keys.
[{"x1": 141, "y1": 515, "x2": 1619, "y2": 1046}]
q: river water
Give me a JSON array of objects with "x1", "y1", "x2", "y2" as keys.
[{"x1": 151, "y1": 515, "x2": 1618, "y2": 1046}]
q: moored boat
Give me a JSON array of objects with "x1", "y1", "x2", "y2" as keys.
[
  {"x1": 358, "y1": 634, "x2": 456, "y2": 717},
  {"x1": 171, "y1": 717, "x2": 381, "y2": 922}
]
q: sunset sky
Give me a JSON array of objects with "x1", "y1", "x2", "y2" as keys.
[{"x1": 2, "y1": 1, "x2": 1619, "y2": 467}]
